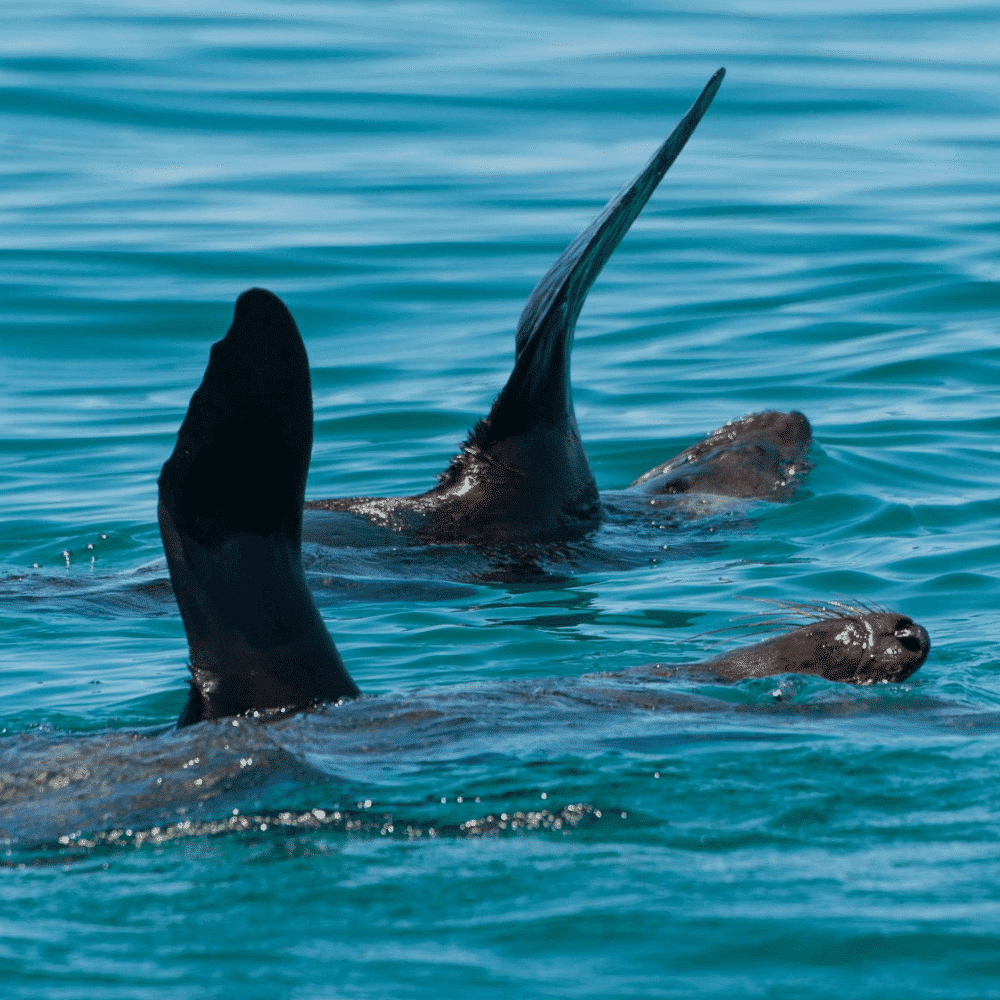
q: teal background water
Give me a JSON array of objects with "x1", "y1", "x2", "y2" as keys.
[{"x1": 3, "y1": 1, "x2": 1000, "y2": 996}]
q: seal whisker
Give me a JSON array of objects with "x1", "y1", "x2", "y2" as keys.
[{"x1": 691, "y1": 596, "x2": 909, "y2": 649}]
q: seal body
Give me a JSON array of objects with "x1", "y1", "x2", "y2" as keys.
[
  {"x1": 304, "y1": 69, "x2": 816, "y2": 547},
  {"x1": 305, "y1": 70, "x2": 813, "y2": 546}
]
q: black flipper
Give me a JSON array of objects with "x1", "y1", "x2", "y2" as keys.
[
  {"x1": 158, "y1": 288, "x2": 360, "y2": 726},
  {"x1": 481, "y1": 67, "x2": 726, "y2": 444},
  {"x1": 412, "y1": 70, "x2": 726, "y2": 542}
]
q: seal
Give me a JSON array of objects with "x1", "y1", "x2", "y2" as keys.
[
  {"x1": 303, "y1": 68, "x2": 812, "y2": 547},
  {"x1": 158, "y1": 288, "x2": 360, "y2": 726},
  {"x1": 160, "y1": 292, "x2": 926, "y2": 725},
  {"x1": 638, "y1": 602, "x2": 930, "y2": 685},
  {"x1": 628, "y1": 410, "x2": 812, "y2": 502}
]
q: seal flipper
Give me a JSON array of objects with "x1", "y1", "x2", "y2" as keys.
[
  {"x1": 421, "y1": 69, "x2": 726, "y2": 541},
  {"x1": 489, "y1": 67, "x2": 726, "y2": 439},
  {"x1": 159, "y1": 288, "x2": 359, "y2": 726}
]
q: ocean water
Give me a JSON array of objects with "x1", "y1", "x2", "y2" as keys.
[{"x1": 2, "y1": 1, "x2": 1000, "y2": 996}]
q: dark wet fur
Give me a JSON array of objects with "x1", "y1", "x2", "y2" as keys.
[
  {"x1": 304, "y1": 70, "x2": 812, "y2": 548},
  {"x1": 638, "y1": 600, "x2": 930, "y2": 685},
  {"x1": 628, "y1": 411, "x2": 813, "y2": 502},
  {"x1": 1, "y1": 657, "x2": 942, "y2": 853}
]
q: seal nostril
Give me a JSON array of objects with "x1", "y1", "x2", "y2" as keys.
[{"x1": 896, "y1": 631, "x2": 923, "y2": 653}]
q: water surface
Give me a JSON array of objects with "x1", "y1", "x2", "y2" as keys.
[{"x1": 2, "y1": 2, "x2": 1000, "y2": 997}]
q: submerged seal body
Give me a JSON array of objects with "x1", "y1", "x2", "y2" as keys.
[
  {"x1": 303, "y1": 68, "x2": 812, "y2": 547},
  {"x1": 160, "y1": 290, "x2": 925, "y2": 725}
]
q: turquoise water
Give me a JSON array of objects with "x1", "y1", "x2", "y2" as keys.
[{"x1": 3, "y1": 1, "x2": 1000, "y2": 995}]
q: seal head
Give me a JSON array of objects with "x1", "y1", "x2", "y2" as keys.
[
  {"x1": 694, "y1": 606, "x2": 930, "y2": 684},
  {"x1": 628, "y1": 410, "x2": 813, "y2": 501}
]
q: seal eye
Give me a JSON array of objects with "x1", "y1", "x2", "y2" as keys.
[{"x1": 894, "y1": 618, "x2": 923, "y2": 653}]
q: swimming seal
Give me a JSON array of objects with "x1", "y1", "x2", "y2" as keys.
[
  {"x1": 704, "y1": 608, "x2": 929, "y2": 684},
  {"x1": 628, "y1": 410, "x2": 812, "y2": 502},
  {"x1": 303, "y1": 68, "x2": 813, "y2": 546},
  {"x1": 161, "y1": 291, "x2": 923, "y2": 725},
  {"x1": 639, "y1": 603, "x2": 929, "y2": 685}
]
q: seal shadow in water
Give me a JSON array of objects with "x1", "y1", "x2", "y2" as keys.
[
  {"x1": 159, "y1": 287, "x2": 929, "y2": 726},
  {"x1": 301, "y1": 69, "x2": 813, "y2": 556}
]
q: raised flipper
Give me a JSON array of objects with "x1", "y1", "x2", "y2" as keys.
[
  {"x1": 484, "y1": 66, "x2": 726, "y2": 442},
  {"x1": 628, "y1": 410, "x2": 813, "y2": 502},
  {"x1": 306, "y1": 69, "x2": 726, "y2": 544},
  {"x1": 159, "y1": 288, "x2": 360, "y2": 726}
]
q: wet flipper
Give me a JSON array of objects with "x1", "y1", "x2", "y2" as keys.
[
  {"x1": 486, "y1": 67, "x2": 726, "y2": 441},
  {"x1": 159, "y1": 288, "x2": 360, "y2": 726},
  {"x1": 305, "y1": 71, "x2": 730, "y2": 545},
  {"x1": 419, "y1": 69, "x2": 727, "y2": 540}
]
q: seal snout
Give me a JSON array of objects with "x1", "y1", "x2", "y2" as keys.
[
  {"x1": 894, "y1": 618, "x2": 930, "y2": 656},
  {"x1": 876, "y1": 615, "x2": 930, "y2": 683}
]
